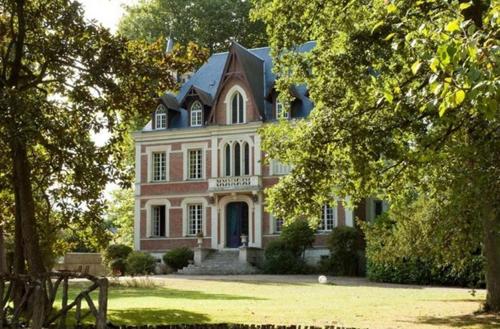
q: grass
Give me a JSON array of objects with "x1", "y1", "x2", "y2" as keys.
[{"x1": 60, "y1": 276, "x2": 499, "y2": 329}]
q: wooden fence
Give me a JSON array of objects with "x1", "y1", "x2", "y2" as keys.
[{"x1": 0, "y1": 271, "x2": 107, "y2": 329}]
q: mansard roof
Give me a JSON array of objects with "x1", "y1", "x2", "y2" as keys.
[{"x1": 144, "y1": 41, "x2": 316, "y2": 131}]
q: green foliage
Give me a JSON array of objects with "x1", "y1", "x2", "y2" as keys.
[
  {"x1": 119, "y1": 0, "x2": 267, "y2": 53},
  {"x1": 280, "y1": 219, "x2": 315, "y2": 257},
  {"x1": 162, "y1": 247, "x2": 194, "y2": 271},
  {"x1": 106, "y1": 188, "x2": 135, "y2": 247},
  {"x1": 252, "y1": 0, "x2": 499, "y2": 310},
  {"x1": 263, "y1": 240, "x2": 307, "y2": 274},
  {"x1": 126, "y1": 251, "x2": 157, "y2": 276},
  {"x1": 103, "y1": 244, "x2": 132, "y2": 275},
  {"x1": 363, "y1": 205, "x2": 484, "y2": 287},
  {"x1": 325, "y1": 227, "x2": 364, "y2": 276}
]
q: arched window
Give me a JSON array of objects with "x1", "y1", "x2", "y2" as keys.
[
  {"x1": 243, "y1": 142, "x2": 250, "y2": 175},
  {"x1": 190, "y1": 101, "x2": 203, "y2": 127},
  {"x1": 234, "y1": 143, "x2": 241, "y2": 176},
  {"x1": 155, "y1": 104, "x2": 167, "y2": 129},
  {"x1": 225, "y1": 143, "x2": 231, "y2": 176},
  {"x1": 276, "y1": 100, "x2": 289, "y2": 119},
  {"x1": 231, "y1": 92, "x2": 244, "y2": 124}
]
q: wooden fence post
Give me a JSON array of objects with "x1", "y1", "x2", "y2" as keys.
[{"x1": 96, "y1": 278, "x2": 108, "y2": 329}]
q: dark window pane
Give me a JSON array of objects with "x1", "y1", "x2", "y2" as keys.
[
  {"x1": 234, "y1": 143, "x2": 241, "y2": 176},
  {"x1": 244, "y1": 143, "x2": 249, "y2": 175},
  {"x1": 375, "y1": 200, "x2": 383, "y2": 217},
  {"x1": 159, "y1": 205, "x2": 166, "y2": 236},
  {"x1": 232, "y1": 94, "x2": 238, "y2": 123},
  {"x1": 225, "y1": 144, "x2": 231, "y2": 176},
  {"x1": 238, "y1": 93, "x2": 244, "y2": 123}
]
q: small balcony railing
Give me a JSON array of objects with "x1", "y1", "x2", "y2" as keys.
[{"x1": 208, "y1": 176, "x2": 261, "y2": 192}]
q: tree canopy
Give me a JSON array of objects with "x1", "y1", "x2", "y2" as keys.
[
  {"x1": 119, "y1": 0, "x2": 268, "y2": 53},
  {"x1": 252, "y1": 0, "x2": 499, "y2": 311}
]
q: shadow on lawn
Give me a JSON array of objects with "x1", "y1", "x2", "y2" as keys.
[
  {"x1": 414, "y1": 313, "x2": 500, "y2": 328},
  {"x1": 108, "y1": 308, "x2": 210, "y2": 325},
  {"x1": 108, "y1": 286, "x2": 265, "y2": 301}
]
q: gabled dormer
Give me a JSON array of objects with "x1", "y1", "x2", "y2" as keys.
[
  {"x1": 151, "y1": 94, "x2": 180, "y2": 130},
  {"x1": 208, "y1": 42, "x2": 265, "y2": 125},
  {"x1": 179, "y1": 85, "x2": 213, "y2": 128}
]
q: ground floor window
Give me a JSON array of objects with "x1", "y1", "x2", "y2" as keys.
[
  {"x1": 152, "y1": 205, "x2": 166, "y2": 236},
  {"x1": 274, "y1": 216, "x2": 283, "y2": 233},
  {"x1": 319, "y1": 204, "x2": 336, "y2": 231},
  {"x1": 187, "y1": 204, "x2": 203, "y2": 235}
]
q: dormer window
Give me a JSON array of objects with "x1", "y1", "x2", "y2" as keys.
[
  {"x1": 155, "y1": 104, "x2": 167, "y2": 129},
  {"x1": 276, "y1": 100, "x2": 289, "y2": 119},
  {"x1": 190, "y1": 101, "x2": 203, "y2": 127},
  {"x1": 231, "y1": 91, "x2": 244, "y2": 124}
]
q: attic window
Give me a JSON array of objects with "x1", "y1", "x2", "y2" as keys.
[
  {"x1": 190, "y1": 101, "x2": 203, "y2": 127},
  {"x1": 155, "y1": 104, "x2": 167, "y2": 129},
  {"x1": 231, "y1": 91, "x2": 244, "y2": 124},
  {"x1": 276, "y1": 101, "x2": 289, "y2": 119}
]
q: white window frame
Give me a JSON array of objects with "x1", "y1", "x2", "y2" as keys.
[
  {"x1": 151, "y1": 205, "x2": 165, "y2": 237},
  {"x1": 224, "y1": 85, "x2": 248, "y2": 125},
  {"x1": 276, "y1": 100, "x2": 289, "y2": 119},
  {"x1": 152, "y1": 152, "x2": 167, "y2": 182},
  {"x1": 181, "y1": 197, "x2": 208, "y2": 237},
  {"x1": 187, "y1": 204, "x2": 203, "y2": 236},
  {"x1": 182, "y1": 143, "x2": 207, "y2": 180},
  {"x1": 190, "y1": 101, "x2": 203, "y2": 127},
  {"x1": 146, "y1": 145, "x2": 171, "y2": 182},
  {"x1": 144, "y1": 199, "x2": 171, "y2": 238},
  {"x1": 155, "y1": 104, "x2": 167, "y2": 129},
  {"x1": 269, "y1": 214, "x2": 283, "y2": 234},
  {"x1": 188, "y1": 148, "x2": 203, "y2": 180},
  {"x1": 318, "y1": 204, "x2": 337, "y2": 232}
]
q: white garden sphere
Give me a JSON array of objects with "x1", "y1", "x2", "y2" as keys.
[{"x1": 318, "y1": 275, "x2": 328, "y2": 284}]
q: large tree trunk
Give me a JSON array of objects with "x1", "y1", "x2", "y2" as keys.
[
  {"x1": 483, "y1": 205, "x2": 500, "y2": 312},
  {"x1": 10, "y1": 138, "x2": 46, "y2": 328}
]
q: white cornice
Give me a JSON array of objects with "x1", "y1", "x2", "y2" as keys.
[{"x1": 133, "y1": 122, "x2": 263, "y2": 143}]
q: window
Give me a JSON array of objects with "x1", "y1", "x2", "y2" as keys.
[
  {"x1": 276, "y1": 101, "x2": 289, "y2": 119},
  {"x1": 234, "y1": 143, "x2": 241, "y2": 176},
  {"x1": 188, "y1": 149, "x2": 202, "y2": 179},
  {"x1": 190, "y1": 101, "x2": 203, "y2": 127},
  {"x1": 225, "y1": 144, "x2": 231, "y2": 176},
  {"x1": 319, "y1": 204, "x2": 336, "y2": 231},
  {"x1": 152, "y1": 152, "x2": 167, "y2": 181},
  {"x1": 151, "y1": 205, "x2": 166, "y2": 236},
  {"x1": 271, "y1": 160, "x2": 292, "y2": 175},
  {"x1": 223, "y1": 142, "x2": 250, "y2": 177},
  {"x1": 155, "y1": 104, "x2": 167, "y2": 129},
  {"x1": 231, "y1": 92, "x2": 244, "y2": 124},
  {"x1": 374, "y1": 200, "x2": 384, "y2": 217},
  {"x1": 187, "y1": 204, "x2": 203, "y2": 235},
  {"x1": 243, "y1": 143, "x2": 250, "y2": 175},
  {"x1": 274, "y1": 217, "x2": 283, "y2": 233}
]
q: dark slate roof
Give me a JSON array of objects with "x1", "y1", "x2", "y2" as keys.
[
  {"x1": 180, "y1": 85, "x2": 213, "y2": 106},
  {"x1": 150, "y1": 41, "x2": 316, "y2": 130},
  {"x1": 160, "y1": 93, "x2": 180, "y2": 110}
]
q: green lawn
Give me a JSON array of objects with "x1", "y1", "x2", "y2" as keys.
[{"x1": 64, "y1": 276, "x2": 499, "y2": 329}]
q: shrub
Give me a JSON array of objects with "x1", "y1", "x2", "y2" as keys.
[
  {"x1": 126, "y1": 251, "x2": 157, "y2": 275},
  {"x1": 103, "y1": 244, "x2": 133, "y2": 275},
  {"x1": 280, "y1": 219, "x2": 315, "y2": 257},
  {"x1": 326, "y1": 226, "x2": 364, "y2": 276},
  {"x1": 163, "y1": 247, "x2": 194, "y2": 271},
  {"x1": 263, "y1": 240, "x2": 305, "y2": 274}
]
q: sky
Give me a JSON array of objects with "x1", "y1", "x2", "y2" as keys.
[{"x1": 79, "y1": 0, "x2": 138, "y2": 33}]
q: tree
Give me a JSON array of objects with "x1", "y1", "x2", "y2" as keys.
[
  {"x1": 252, "y1": 0, "x2": 499, "y2": 312},
  {"x1": 0, "y1": 0, "x2": 205, "y2": 325},
  {"x1": 119, "y1": 0, "x2": 267, "y2": 53},
  {"x1": 105, "y1": 188, "x2": 134, "y2": 247}
]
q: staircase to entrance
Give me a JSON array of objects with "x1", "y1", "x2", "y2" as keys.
[{"x1": 178, "y1": 250, "x2": 259, "y2": 275}]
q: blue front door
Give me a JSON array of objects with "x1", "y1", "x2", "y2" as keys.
[{"x1": 226, "y1": 202, "x2": 249, "y2": 248}]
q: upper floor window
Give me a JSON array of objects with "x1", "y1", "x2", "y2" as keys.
[
  {"x1": 276, "y1": 101, "x2": 289, "y2": 119},
  {"x1": 155, "y1": 104, "x2": 167, "y2": 129},
  {"x1": 188, "y1": 149, "x2": 203, "y2": 180},
  {"x1": 271, "y1": 160, "x2": 292, "y2": 176},
  {"x1": 187, "y1": 204, "x2": 203, "y2": 236},
  {"x1": 223, "y1": 141, "x2": 250, "y2": 177},
  {"x1": 151, "y1": 205, "x2": 166, "y2": 237},
  {"x1": 231, "y1": 91, "x2": 244, "y2": 124},
  {"x1": 152, "y1": 152, "x2": 167, "y2": 181},
  {"x1": 190, "y1": 101, "x2": 203, "y2": 127},
  {"x1": 318, "y1": 204, "x2": 336, "y2": 231}
]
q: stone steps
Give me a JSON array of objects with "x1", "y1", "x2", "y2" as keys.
[{"x1": 178, "y1": 250, "x2": 259, "y2": 275}]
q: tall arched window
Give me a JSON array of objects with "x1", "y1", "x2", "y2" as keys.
[
  {"x1": 231, "y1": 92, "x2": 244, "y2": 124},
  {"x1": 190, "y1": 101, "x2": 203, "y2": 127},
  {"x1": 225, "y1": 143, "x2": 231, "y2": 176},
  {"x1": 243, "y1": 142, "x2": 250, "y2": 175},
  {"x1": 155, "y1": 104, "x2": 167, "y2": 129},
  {"x1": 234, "y1": 143, "x2": 241, "y2": 176}
]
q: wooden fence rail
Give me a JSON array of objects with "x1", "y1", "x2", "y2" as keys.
[{"x1": 0, "y1": 271, "x2": 107, "y2": 329}]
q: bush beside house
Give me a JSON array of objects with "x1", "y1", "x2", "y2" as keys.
[
  {"x1": 126, "y1": 251, "x2": 157, "y2": 275},
  {"x1": 103, "y1": 244, "x2": 132, "y2": 275},
  {"x1": 163, "y1": 247, "x2": 194, "y2": 271},
  {"x1": 320, "y1": 226, "x2": 364, "y2": 276}
]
